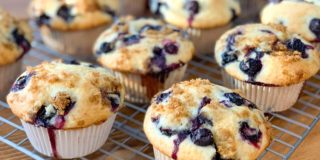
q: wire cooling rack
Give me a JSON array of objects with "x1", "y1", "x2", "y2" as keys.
[{"x1": 1, "y1": 27, "x2": 320, "y2": 160}]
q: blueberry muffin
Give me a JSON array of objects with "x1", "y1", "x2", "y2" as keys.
[
  {"x1": 7, "y1": 60, "x2": 125, "y2": 158},
  {"x1": 144, "y1": 79, "x2": 271, "y2": 160},
  {"x1": 94, "y1": 17, "x2": 194, "y2": 103},
  {"x1": 29, "y1": 0, "x2": 117, "y2": 61},
  {"x1": 153, "y1": 0, "x2": 241, "y2": 54},
  {"x1": 0, "y1": 8, "x2": 32, "y2": 99},
  {"x1": 215, "y1": 23, "x2": 320, "y2": 112},
  {"x1": 261, "y1": 0, "x2": 320, "y2": 48}
]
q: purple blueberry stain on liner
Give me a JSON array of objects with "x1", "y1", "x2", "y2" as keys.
[{"x1": 184, "y1": 0, "x2": 200, "y2": 27}]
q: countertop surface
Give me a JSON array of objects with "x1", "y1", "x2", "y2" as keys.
[{"x1": 0, "y1": 1, "x2": 319, "y2": 160}]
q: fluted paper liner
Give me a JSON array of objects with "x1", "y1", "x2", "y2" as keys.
[
  {"x1": 222, "y1": 71, "x2": 304, "y2": 112},
  {"x1": 113, "y1": 65, "x2": 187, "y2": 103},
  {"x1": 22, "y1": 114, "x2": 116, "y2": 159}
]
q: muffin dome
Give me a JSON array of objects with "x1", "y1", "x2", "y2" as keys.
[
  {"x1": 29, "y1": 0, "x2": 118, "y2": 30},
  {"x1": 144, "y1": 79, "x2": 271, "y2": 160},
  {"x1": 93, "y1": 17, "x2": 194, "y2": 74},
  {"x1": 261, "y1": 0, "x2": 320, "y2": 42},
  {"x1": 7, "y1": 60, "x2": 125, "y2": 129},
  {"x1": 215, "y1": 24, "x2": 320, "y2": 86},
  {"x1": 0, "y1": 8, "x2": 32, "y2": 66},
  {"x1": 156, "y1": 0, "x2": 240, "y2": 28}
]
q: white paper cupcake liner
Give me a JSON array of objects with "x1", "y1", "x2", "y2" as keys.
[
  {"x1": 22, "y1": 114, "x2": 116, "y2": 159},
  {"x1": 0, "y1": 59, "x2": 22, "y2": 99},
  {"x1": 153, "y1": 147, "x2": 172, "y2": 160},
  {"x1": 187, "y1": 24, "x2": 232, "y2": 55},
  {"x1": 40, "y1": 25, "x2": 107, "y2": 62},
  {"x1": 113, "y1": 65, "x2": 187, "y2": 103},
  {"x1": 222, "y1": 71, "x2": 304, "y2": 112}
]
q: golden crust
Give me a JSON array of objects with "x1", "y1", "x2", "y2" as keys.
[
  {"x1": 261, "y1": 0, "x2": 320, "y2": 42},
  {"x1": 215, "y1": 23, "x2": 320, "y2": 86},
  {"x1": 143, "y1": 79, "x2": 271, "y2": 160},
  {"x1": 6, "y1": 60, "x2": 125, "y2": 129},
  {"x1": 29, "y1": 0, "x2": 117, "y2": 31},
  {"x1": 0, "y1": 8, "x2": 33, "y2": 66},
  {"x1": 159, "y1": 0, "x2": 240, "y2": 29},
  {"x1": 94, "y1": 17, "x2": 194, "y2": 74}
]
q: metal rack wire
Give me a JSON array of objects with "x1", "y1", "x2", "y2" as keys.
[{"x1": 1, "y1": 37, "x2": 320, "y2": 160}]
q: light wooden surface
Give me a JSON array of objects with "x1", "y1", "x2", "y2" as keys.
[{"x1": 1, "y1": 1, "x2": 320, "y2": 160}]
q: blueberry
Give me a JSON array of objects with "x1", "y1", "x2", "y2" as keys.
[
  {"x1": 224, "y1": 92, "x2": 244, "y2": 106},
  {"x1": 309, "y1": 18, "x2": 320, "y2": 40},
  {"x1": 190, "y1": 128, "x2": 214, "y2": 146},
  {"x1": 191, "y1": 114, "x2": 213, "y2": 131},
  {"x1": 155, "y1": 91, "x2": 172, "y2": 104},
  {"x1": 34, "y1": 105, "x2": 57, "y2": 128},
  {"x1": 63, "y1": 59, "x2": 80, "y2": 65},
  {"x1": 198, "y1": 96, "x2": 211, "y2": 112},
  {"x1": 11, "y1": 73, "x2": 34, "y2": 92},
  {"x1": 164, "y1": 42, "x2": 179, "y2": 54},
  {"x1": 221, "y1": 51, "x2": 238, "y2": 66},
  {"x1": 226, "y1": 31, "x2": 242, "y2": 50},
  {"x1": 97, "y1": 42, "x2": 115, "y2": 55},
  {"x1": 64, "y1": 99, "x2": 76, "y2": 115},
  {"x1": 139, "y1": 24, "x2": 162, "y2": 33},
  {"x1": 122, "y1": 35, "x2": 141, "y2": 45},
  {"x1": 11, "y1": 29, "x2": 31, "y2": 54},
  {"x1": 185, "y1": 1, "x2": 200, "y2": 15},
  {"x1": 160, "y1": 127, "x2": 176, "y2": 136},
  {"x1": 101, "y1": 90, "x2": 121, "y2": 112},
  {"x1": 230, "y1": 8, "x2": 238, "y2": 21},
  {"x1": 151, "y1": 47, "x2": 166, "y2": 69},
  {"x1": 57, "y1": 5, "x2": 73, "y2": 22},
  {"x1": 35, "y1": 14, "x2": 50, "y2": 26},
  {"x1": 151, "y1": 116, "x2": 160, "y2": 123},
  {"x1": 260, "y1": 29, "x2": 273, "y2": 34},
  {"x1": 286, "y1": 38, "x2": 311, "y2": 58},
  {"x1": 239, "y1": 58, "x2": 262, "y2": 78},
  {"x1": 172, "y1": 130, "x2": 190, "y2": 159},
  {"x1": 239, "y1": 121, "x2": 262, "y2": 148}
]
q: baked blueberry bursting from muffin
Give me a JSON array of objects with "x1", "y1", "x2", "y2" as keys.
[
  {"x1": 286, "y1": 38, "x2": 313, "y2": 58},
  {"x1": 100, "y1": 90, "x2": 121, "y2": 112},
  {"x1": 139, "y1": 24, "x2": 162, "y2": 34},
  {"x1": 62, "y1": 59, "x2": 80, "y2": 65},
  {"x1": 223, "y1": 92, "x2": 257, "y2": 109},
  {"x1": 164, "y1": 41, "x2": 179, "y2": 54},
  {"x1": 239, "y1": 58, "x2": 263, "y2": 79},
  {"x1": 36, "y1": 14, "x2": 51, "y2": 26},
  {"x1": 309, "y1": 18, "x2": 320, "y2": 41},
  {"x1": 184, "y1": 0, "x2": 200, "y2": 27},
  {"x1": 155, "y1": 90, "x2": 172, "y2": 104},
  {"x1": 154, "y1": 96, "x2": 217, "y2": 159},
  {"x1": 239, "y1": 121, "x2": 262, "y2": 148},
  {"x1": 57, "y1": 5, "x2": 74, "y2": 22},
  {"x1": 122, "y1": 35, "x2": 142, "y2": 46},
  {"x1": 34, "y1": 97, "x2": 76, "y2": 129},
  {"x1": 11, "y1": 28, "x2": 31, "y2": 55},
  {"x1": 151, "y1": 46, "x2": 166, "y2": 69},
  {"x1": 96, "y1": 42, "x2": 115, "y2": 55},
  {"x1": 221, "y1": 31, "x2": 243, "y2": 66},
  {"x1": 11, "y1": 72, "x2": 35, "y2": 92}
]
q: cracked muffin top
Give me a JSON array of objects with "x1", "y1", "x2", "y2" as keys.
[
  {"x1": 144, "y1": 79, "x2": 271, "y2": 160},
  {"x1": 7, "y1": 60, "x2": 125, "y2": 129},
  {"x1": 0, "y1": 8, "x2": 32, "y2": 66},
  {"x1": 215, "y1": 23, "x2": 320, "y2": 86},
  {"x1": 29, "y1": 0, "x2": 118, "y2": 31},
  {"x1": 93, "y1": 17, "x2": 194, "y2": 74},
  {"x1": 261, "y1": 0, "x2": 320, "y2": 42},
  {"x1": 155, "y1": 0, "x2": 240, "y2": 29}
]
